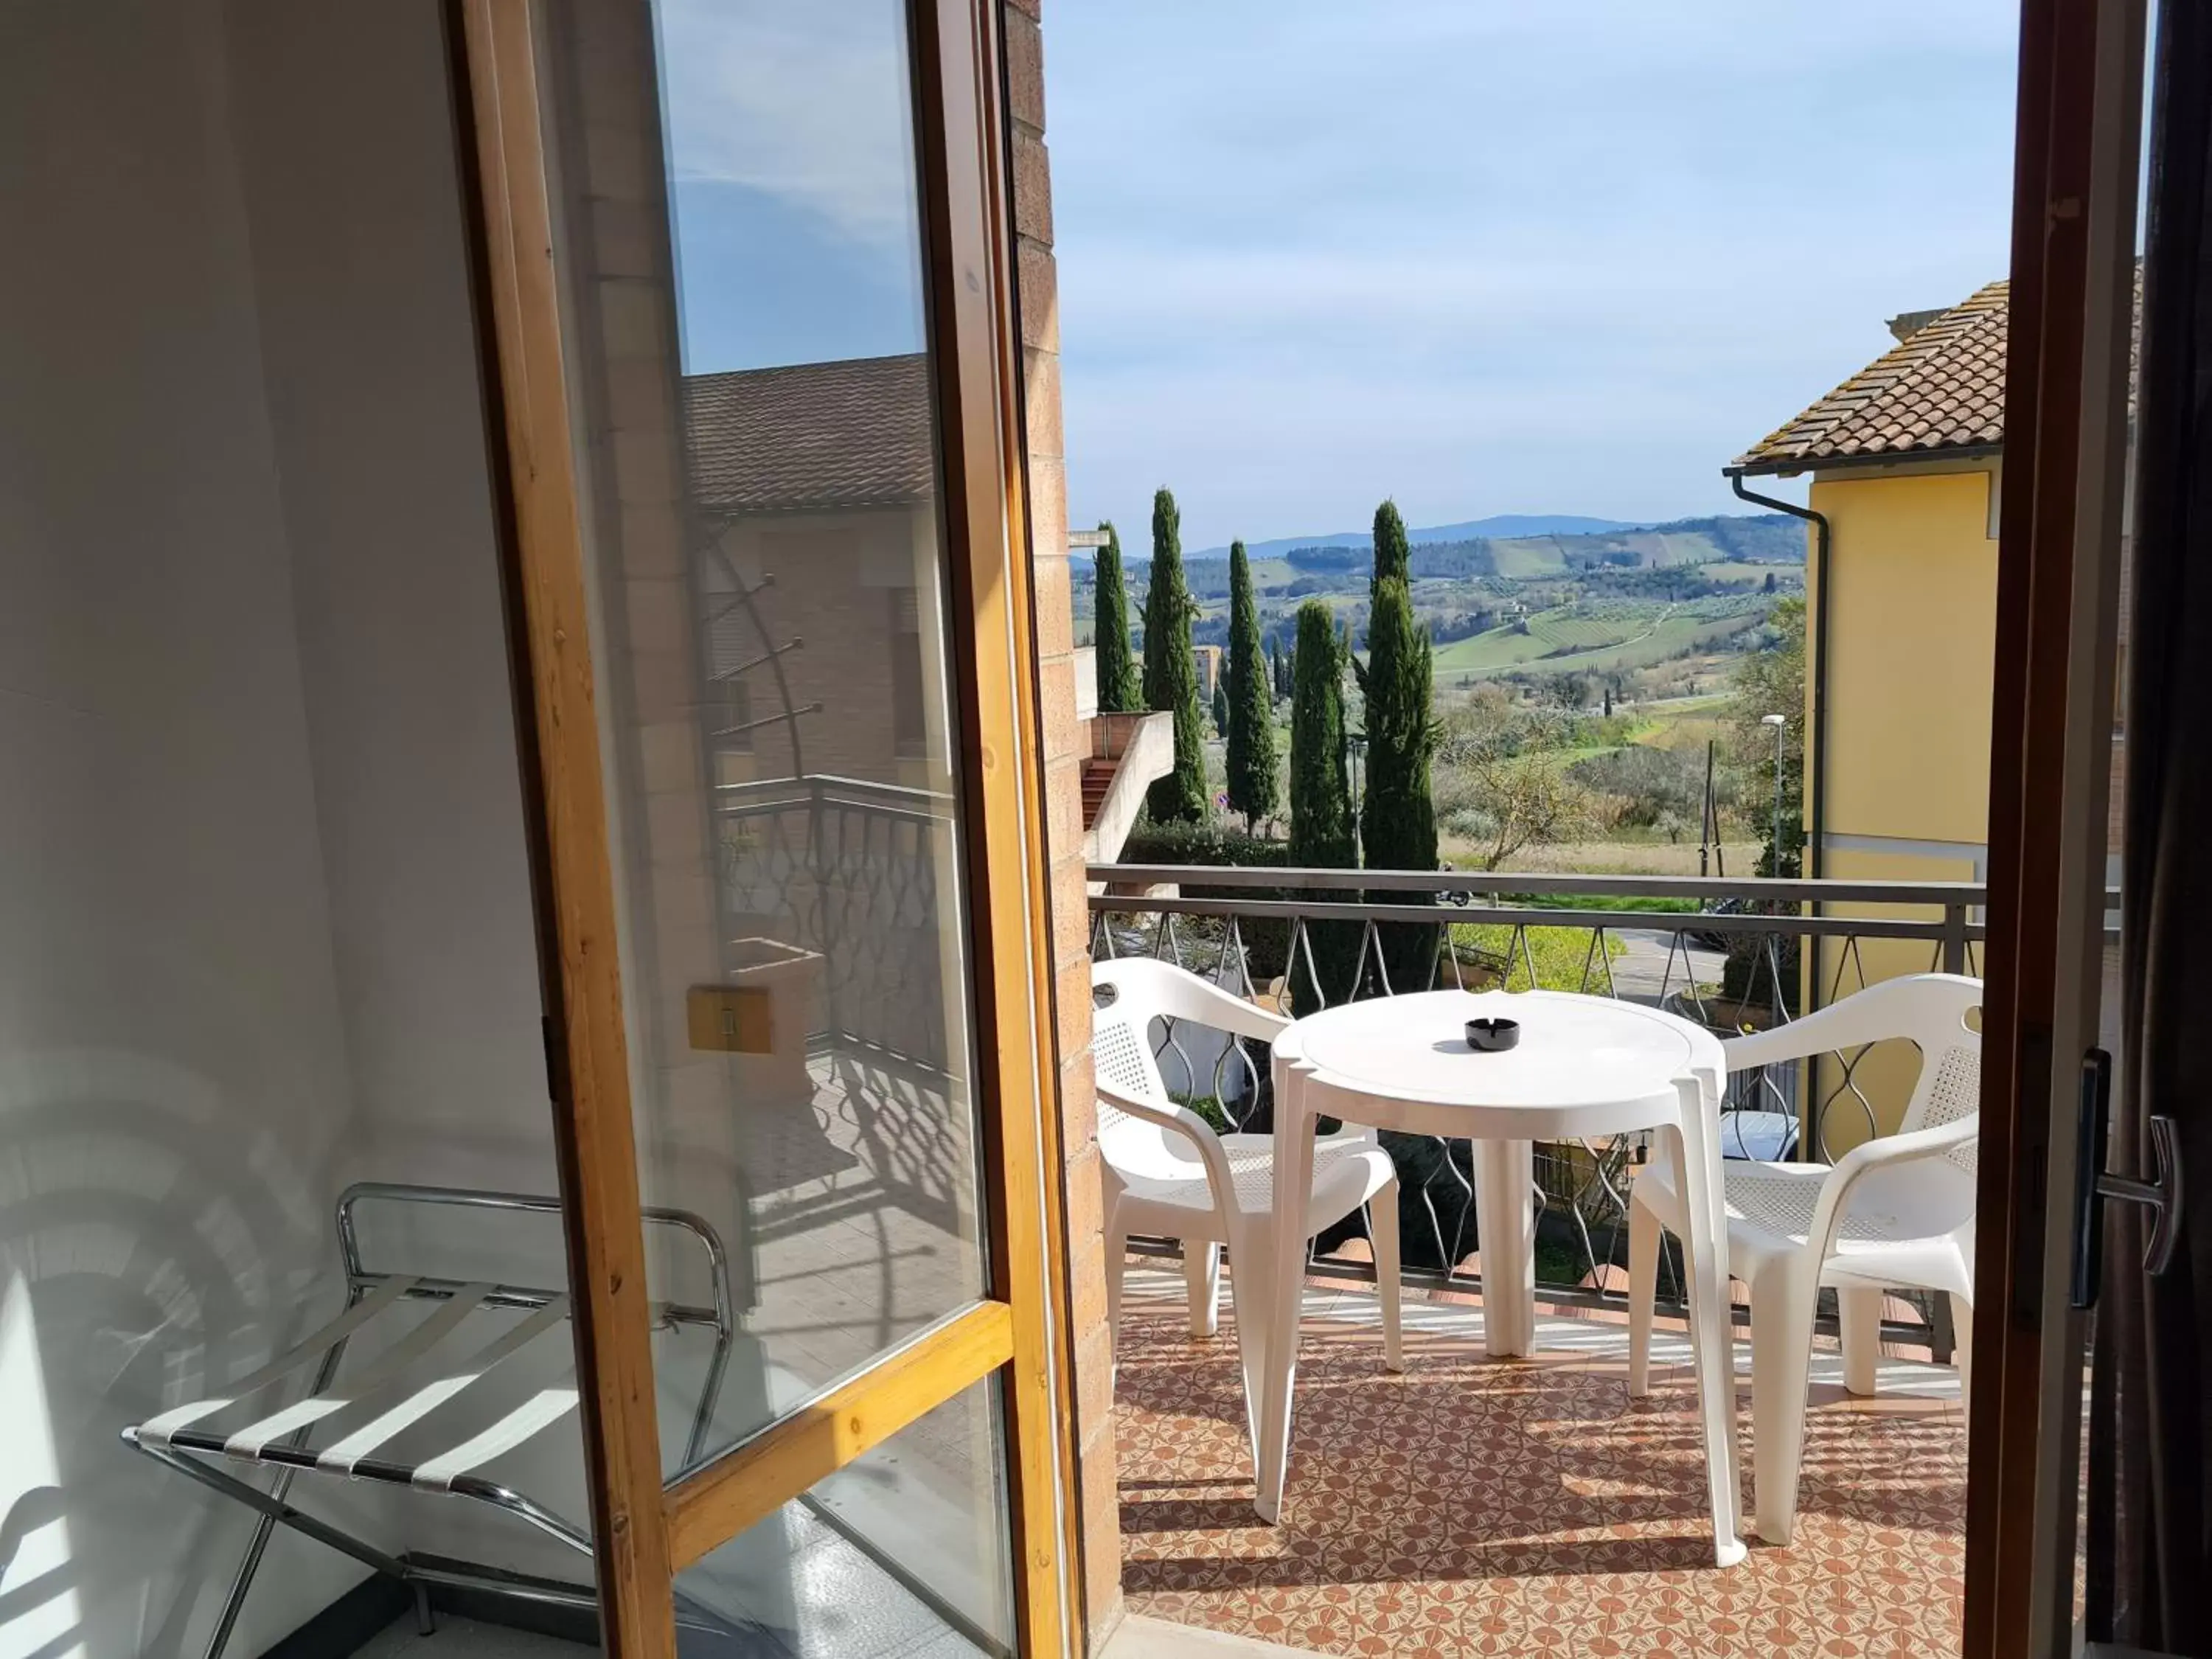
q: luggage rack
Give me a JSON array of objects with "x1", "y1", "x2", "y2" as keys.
[{"x1": 122, "y1": 1183, "x2": 740, "y2": 1656}]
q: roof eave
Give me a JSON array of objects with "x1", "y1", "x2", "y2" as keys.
[{"x1": 1724, "y1": 439, "x2": 2004, "y2": 481}]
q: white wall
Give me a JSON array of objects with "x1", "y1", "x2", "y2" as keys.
[
  {"x1": 226, "y1": 0, "x2": 594, "y2": 1590},
  {"x1": 0, "y1": 3, "x2": 365, "y2": 1652},
  {"x1": 0, "y1": 1, "x2": 591, "y2": 1651}
]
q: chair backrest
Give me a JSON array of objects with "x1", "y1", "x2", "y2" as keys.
[
  {"x1": 1089, "y1": 957, "x2": 1288, "y2": 1178},
  {"x1": 1827, "y1": 973, "x2": 1984, "y2": 1172}
]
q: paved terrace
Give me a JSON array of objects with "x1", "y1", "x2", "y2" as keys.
[{"x1": 1113, "y1": 1262, "x2": 1965, "y2": 1658}]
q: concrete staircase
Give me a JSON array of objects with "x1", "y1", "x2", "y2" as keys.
[{"x1": 1079, "y1": 711, "x2": 1174, "y2": 865}]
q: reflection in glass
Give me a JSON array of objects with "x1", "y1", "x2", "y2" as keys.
[
  {"x1": 679, "y1": 1380, "x2": 1015, "y2": 1655},
  {"x1": 541, "y1": 0, "x2": 991, "y2": 1474}
]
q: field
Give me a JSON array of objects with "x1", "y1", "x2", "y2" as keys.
[
  {"x1": 1440, "y1": 837, "x2": 1764, "y2": 877},
  {"x1": 1636, "y1": 692, "x2": 1735, "y2": 753},
  {"x1": 1429, "y1": 603, "x2": 1764, "y2": 683}
]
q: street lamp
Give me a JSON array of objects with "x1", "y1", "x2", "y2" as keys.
[{"x1": 1761, "y1": 714, "x2": 1787, "y2": 877}]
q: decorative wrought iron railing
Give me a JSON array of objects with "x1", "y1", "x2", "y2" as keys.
[
  {"x1": 1088, "y1": 862, "x2": 1991, "y2": 1352},
  {"x1": 717, "y1": 774, "x2": 956, "y2": 1071}
]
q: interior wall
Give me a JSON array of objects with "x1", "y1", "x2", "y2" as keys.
[
  {"x1": 0, "y1": 1, "x2": 591, "y2": 1652},
  {"x1": 0, "y1": 2, "x2": 367, "y2": 1652},
  {"x1": 226, "y1": 0, "x2": 593, "y2": 1588},
  {"x1": 228, "y1": 0, "x2": 553, "y2": 1201}
]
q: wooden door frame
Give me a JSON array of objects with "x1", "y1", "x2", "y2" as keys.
[
  {"x1": 1965, "y1": 0, "x2": 2143, "y2": 1653},
  {"x1": 451, "y1": 0, "x2": 1076, "y2": 1652},
  {"x1": 451, "y1": 4, "x2": 676, "y2": 1652}
]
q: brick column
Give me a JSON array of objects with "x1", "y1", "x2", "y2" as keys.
[{"x1": 1003, "y1": 1, "x2": 1121, "y2": 1646}]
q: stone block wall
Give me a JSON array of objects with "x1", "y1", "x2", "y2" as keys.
[{"x1": 1001, "y1": 0, "x2": 1122, "y2": 1645}]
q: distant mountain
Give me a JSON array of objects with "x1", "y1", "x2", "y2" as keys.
[
  {"x1": 1187, "y1": 514, "x2": 1644, "y2": 561},
  {"x1": 1133, "y1": 514, "x2": 1804, "y2": 581},
  {"x1": 1127, "y1": 514, "x2": 1806, "y2": 604}
]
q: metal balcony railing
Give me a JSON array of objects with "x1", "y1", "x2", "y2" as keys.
[
  {"x1": 1087, "y1": 861, "x2": 1993, "y2": 1352},
  {"x1": 717, "y1": 773, "x2": 956, "y2": 1071}
]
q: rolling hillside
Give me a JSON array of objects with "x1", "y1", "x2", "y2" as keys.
[
  {"x1": 1410, "y1": 515, "x2": 1805, "y2": 580},
  {"x1": 1429, "y1": 599, "x2": 1768, "y2": 681}
]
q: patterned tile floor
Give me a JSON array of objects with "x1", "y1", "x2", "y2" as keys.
[{"x1": 1113, "y1": 1263, "x2": 1966, "y2": 1658}]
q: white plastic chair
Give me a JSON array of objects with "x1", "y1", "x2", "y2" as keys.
[
  {"x1": 1091, "y1": 957, "x2": 1402, "y2": 1463},
  {"x1": 1627, "y1": 971, "x2": 1982, "y2": 1545}
]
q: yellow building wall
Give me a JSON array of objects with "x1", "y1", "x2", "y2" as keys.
[
  {"x1": 1798, "y1": 467, "x2": 1996, "y2": 1153},
  {"x1": 1808, "y1": 467, "x2": 1999, "y2": 846}
]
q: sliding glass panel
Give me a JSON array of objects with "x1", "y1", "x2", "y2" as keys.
[
  {"x1": 677, "y1": 1379, "x2": 1015, "y2": 1656},
  {"x1": 535, "y1": 0, "x2": 992, "y2": 1475}
]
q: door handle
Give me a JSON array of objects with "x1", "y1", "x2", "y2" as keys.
[{"x1": 2070, "y1": 1048, "x2": 2184, "y2": 1310}]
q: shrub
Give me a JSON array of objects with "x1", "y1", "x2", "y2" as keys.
[
  {"x1": 1566, "y1": 743, "x2": 1718, "y2": 831},
  {"x1": 1116, "y1": 822, "x2": 1294, "y2": 982}
]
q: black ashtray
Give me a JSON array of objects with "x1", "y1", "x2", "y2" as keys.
[{"x1": 1465, "y1": 1018, "x2": 1521, "y2": 1052}]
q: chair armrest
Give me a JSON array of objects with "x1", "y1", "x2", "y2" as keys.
[
  {"x1": 1170, "y1": 978, "x2": 1291, "y2": 1044},
  {"x1": 1095, "y1": 1078, "x2": 1242, "y2": 1230},
  {"x1": 1722, "y1": 1022, "x2": 1842, "y2": 1072},
  {"x1": 1806, "y1": 1114, "x2": 1978, "y2": 1262},
  {"x1": 1720, "y1": 973, "x2": 1982, "y2": 1071}
]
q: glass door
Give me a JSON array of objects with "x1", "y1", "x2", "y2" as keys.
[
  {"x1": 453, "y1": 0, "x2": 1071, "y2": 1652},
  {"x1": 1964, "y1": 0, "x2": 2147, "y2": 1653}
]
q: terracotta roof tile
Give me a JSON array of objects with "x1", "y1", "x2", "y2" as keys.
[
  {"x1": 1731, "y1": 280, "x2": 2008, "y2": 475},
  {"x1": 683, "y1": 353, "x2": 936, "y2": 514}
]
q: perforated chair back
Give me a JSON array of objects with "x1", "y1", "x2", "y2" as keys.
[
  {"x1": 1090, "y1": 957, "x2": 1288, "y2": 1182},
  {"x1": 1851, "y1": 974, "x2": 1983, "y2": 1175}
]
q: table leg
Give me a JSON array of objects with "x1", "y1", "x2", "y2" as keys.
[
  {"x1": 1472, "y1": 1138, "x2": 1535, "y2": 1357},
  {"x1": 1255, "y1": 1059, "x2": 1318, "y2": 1523},
  {"x1": 1672, "y1": 1080, "x2": 1747, "y2": 1567}
]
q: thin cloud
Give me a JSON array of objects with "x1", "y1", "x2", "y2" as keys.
[
  {"x1": 1047, "y1": 1, "x2": 2019, "y2": 547},
  {"x1": 656, "y1": 0, "x2": 921, "y2": 251}
]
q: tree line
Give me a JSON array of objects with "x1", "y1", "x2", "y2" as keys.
[
  {"x1": 1093, "y1": 490, "x2": 1441, "y2": 997},
  {"x1": 1093, "y1": 489, "x2": 1806, "y2": 1012}
]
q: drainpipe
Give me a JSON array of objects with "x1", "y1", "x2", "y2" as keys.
[
  {"x1": 1726, "y1": 470, "x2": 1829, "y2": 883},
  {"x1": 1727, "y1": 470, "x2": 1833, "y2": 1087}
]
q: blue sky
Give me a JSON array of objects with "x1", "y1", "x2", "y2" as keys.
[
  {"x1": 655, "y1": 0, "x2": 928, "y2": 372},
  {"x1": 647, "y1": 1, "x2": 2020, "y2": 552},
  {"x1": 1046, "y1": 3, "x2": 2022, "y2": 549}
]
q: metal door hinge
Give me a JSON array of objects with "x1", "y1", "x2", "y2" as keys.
[{"x1": 2070, "y1": 1048, "x2": 2184, "y2": 1310}]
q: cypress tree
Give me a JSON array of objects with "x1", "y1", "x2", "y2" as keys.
[
  {"x1": 1360, "y1": 574, "x2": 1440, "y2": 990},
  {"x1": 1091, "y1": 521, "x2": 1138, "y2": 713},
  {"x1": 1371, "y1": 498, "x2": 1412, "y2": 592},
  {"x1": 1224, "y1": 541, "x2": 1279, "y2": 831},
  {"x1": 1212, "y1": 678, "x2": 1231, "y2": 737},
  {"x1": 1288, "y1": 600, "x2": 1358, "y2": 1012},
  {"x1": 1141, "y1": 488, "x2": 1208, "y2": 822},
  {"x1": 1290, "y1": 601, "x2": 1354, "y2": 863},
  {"x1": 1270, "y1": 636, "x2": 1287, "y2": 700}
]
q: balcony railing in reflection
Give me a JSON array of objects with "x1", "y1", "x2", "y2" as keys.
[
  {"x1": 1087, "y1": 862, "x2": 1989, "y2": 1352},
  {"x1": 717, "y1": 774, "x2": 956, "y2": 1072}
]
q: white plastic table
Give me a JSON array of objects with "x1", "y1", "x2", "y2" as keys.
[{"x1": 1259, "y1": 988, "x2": 1746, "y2": 1567}]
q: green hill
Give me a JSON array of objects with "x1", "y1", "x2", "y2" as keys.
[
  {"x1": 1400, "y1": 513, "x2": 1803, "y2": 581},
  {"x1": 1430, "y1": 599, "x2": 1767, "y2": 681}
]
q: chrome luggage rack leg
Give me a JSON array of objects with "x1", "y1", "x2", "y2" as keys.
[{"x1": 123, "y1": 1183, "x2": 741, "y2": 1658}]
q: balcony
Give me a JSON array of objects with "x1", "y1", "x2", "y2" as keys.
[{"x1": 1089, "y1": 863, "x2": 1983, "y2": 1658}]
